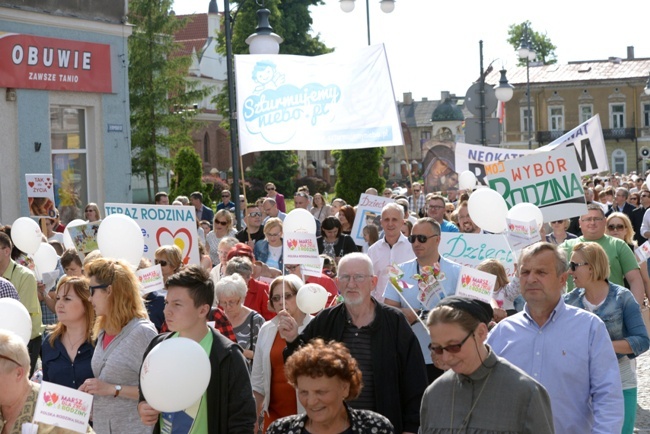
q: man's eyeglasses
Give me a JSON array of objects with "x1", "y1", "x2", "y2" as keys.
[
  {"x1": 413, "y1": 190, "x2": 421, "y2": 193},
  {"x1": 248, "y1": 212, "x2": 262, "y2": 218},
  {"x1": 214, "y1": 220, "x2": 229, "y2": 226},
  {"x1": 428, "y1": 205, "x2": 444, "y2": 210},
  {"x1": 338, "y1": 274, "x2": 371, "y2": 284},
  {"x1": 270, "y1": 292, "x2": 295, "y2": 303},
  {"x1": 155, "y1": 259, "x2": 168, "y2": 267},
  {"x1": 580, "y1": 217, "x2": 604, "y2": 223},
  {"x1": 89, "y1": 284, "x2": 110, "y2": 296},
  {"x1": 569, "y1": 261, "x2": 589, "y2": 272},
  {"x1": 428, "y1": 328, "x2": 475, "y2": 355},
  {"x1": 408, "y1": 234, "x2": 438, "y2": 244},
  {"x1": 607, "y1": 224, "x2": 625, "y2": 231}
]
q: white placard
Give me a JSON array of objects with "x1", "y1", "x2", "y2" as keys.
[
  {"x1": 455, "y1": 266, "x2": 496, "y2": 304},
  {"x1": 349, "y1": 193, "x2": 394, "y2": 246},
  {"x1": 505, "y1": 218, "x2": 541, "y2": 251},
  {"x1": 136, "y1": 264, "x2": 165, "y2": 295},
  {"x1": 440, "y1": 232, "x2": 516, "y2": 279},
  {"x1": 25, "y1": 173, "x2": 56, "y2": 218},
  {"x1": 33, "y1": 381, "x2": 93, "y2": 433},
  {"x1": 283, "y1": 231, "x2": 320, "y2": 266}
]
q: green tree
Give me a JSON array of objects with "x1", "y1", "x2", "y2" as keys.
[
  {"x1": 247, "y1": 151, "x2": 299, "y2": 197},
  {"x1": 128, "y1": 0, "x2": 213, "y2": 202},
  {"x1": 333, "y1": 148, "x2": 385, "y2": 204},
  {"x1": 507, "y1": 21, "x2": 557, "y2": 66},
  {"x1": 169, "y1": 146, "x2": 211, "y2": 204}
]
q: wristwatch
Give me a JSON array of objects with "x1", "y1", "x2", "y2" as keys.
[{"x1": 114, "y1": 385, "x2": 122, "y2": 398}]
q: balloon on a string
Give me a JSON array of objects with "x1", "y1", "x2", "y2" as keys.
[
  {"x1": 296, "y1": 283, "x2": 329, "y2": 314},
  {"x1": 10, "y1": 217, "x2": 43, "y2": 255},
  {"x1": 97, "y1": 214, "x2": 144, "y2": 267},
  {"x1": 140, "y1": 337, "x2": 211, "y2": 413},
  {"x1": 467, "y1": 188, "x2": 508, "y2": 233},
  {"x1": 283, "y1": 209, "x2": 316, "y2": 234},
  {"x1": 62, "y1": 219, "x2": 86, "y2": 250},
  {"x1": 458, "y1": 171, "x2": 477, "y2": 191},
  {"x1": 0, "y1": 298, "x2": 32, "y2": 344},
  {"x1": 507, "y1": 203, "x2": 544, "y2": 230},
  {"x1": 32, "y1": 243, "x2": 59, "y2": 281}
]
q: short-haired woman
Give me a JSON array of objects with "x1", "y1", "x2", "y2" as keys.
[
  {"x1": 254, "y1": 218, "x2": 284, "y2": 273},
  {"x1": 206, "y1": 210, "x2": 237, "y2": 266}
]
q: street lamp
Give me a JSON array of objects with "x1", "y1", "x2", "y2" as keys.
[
  {"x1": 518, "y1": 22, "x2": 536, "y2": 149},
  {"x1": 339, "y1": 0, "x2": 395, "y2": 45},
  {"x1": 223, "y1": 0, "x2": 283, "y2": 229}
]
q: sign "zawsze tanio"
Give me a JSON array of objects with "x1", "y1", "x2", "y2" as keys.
[{"x1": 0, "y1": 33, "x2": 112, "y2": 93}]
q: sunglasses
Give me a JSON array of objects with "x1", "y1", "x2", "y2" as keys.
[
  {"x1": 408, "y1": 234, "x2": 438, "y2": 244},
  {"x1": 214, "y1": 220, "x2": 229, "y2": 226},
  {"x1": 413, "y1": 190, "x2": 421, "y2": 193},
  {"x1": 266, "y1": 187, "x2": 275, "y2": 191},
  {"x1": 155, "y1": 259, "x2": 168, "y2": 267},
  {"x1": 89, "y1": 283, "x2": 109, "y2": 296},
  {"x1": 428, "y1": 328, "x2": 475, "y2": 355},
  {"x1": 222, "y1": 194, "x2": 231, "y2": 198},
  {"x1": 607, "y1": 224, "x2": 625, "y2": 231},
  {"x1": 551, "y1": 220, "x2": 564, "y2": 224},
  {"x1": 248, "y1": 212, "x2": 262, "y2": 217},
  {"x1": 569, "y1": 261, "x2": 589, "y2": 272},
  {"x1": 270, "y1": 292, "x2": 295, "y2": 303}
]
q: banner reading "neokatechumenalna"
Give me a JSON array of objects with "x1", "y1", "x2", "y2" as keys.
[{"x1": 234, "y1": 44, "x2": 403, "y2": 155}]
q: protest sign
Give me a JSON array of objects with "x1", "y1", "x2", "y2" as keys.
[
  {"x1": 25, "y1": 174, "x2": 56, "y2": 218},
  {"x1": 66, "y1": 221, "x2": 101, "y2": 255},
  {"x1": 104, "y1": 203, "x2": 200, "y2": 266},
  {"x1": 349, "y1": 194, "x2": 394, "y2": 246},
  {"x1": 505, "y1": 218, "x2": 541, "y2": 252},
  {"x1": 136, "y1": 264, "x2": 165, "y2": 295},
  {"x1": 485, "y1": 147, "x2": 588, "y2": 222},
  {"x1": 235, "y1": 44, "x2": 403, "y2": 155},
  {"x1": 455, "y1": 266, "x2": 496, "y2": 304},
  {"x1": 283, "y1": 232, "x2": 320, "y2": 266},
  {"x1": 635, "y1": 241, "x2": 650, "y2": 263},
  {"x1": 33, "y1": 381, "x2": 93, "y2": 433},
  {"x1": 440, "y1": 233, "x2": 516, "y2": 279},
  {"x1": 300, "y1": 256, "x2": 326, "y2": 278},
  {"x1": 454, "y1": 143, "x2": 532, "y2": 186}
]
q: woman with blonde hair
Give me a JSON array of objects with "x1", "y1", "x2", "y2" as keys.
[
  {"x1": 206, "y1": 209, "x2": 237, "y2": 266},
  {"x1": 209, "y1": 236, "x2": 239, "y2": 285},
  {"x1": 154, "y1": 244, "x2": 183, "y2": 283},
  {"x1": 606, "y1": 212, "x2": 650, "y2": 300},
  {"x1": 80, "y1": 258, "x2": 157, "y2": 434},
  {"x1": 477, "y1": 259, "x2": 521, "y2": 320},
  {"x1": 310, "y1": 193, "x2": 331, "y2": 224},
  {"x1": 41, "y1": 276, "x2": 95, "y2": 390},
  {"x1": 254, "y1": 218, "x2": 284, "y2": 274},
  {"x1": 546, "y1": 218, "x2": 577, "y2": 245},
  {"x1": 84, "y1": 202, "x2": 102, "y2": 222}
]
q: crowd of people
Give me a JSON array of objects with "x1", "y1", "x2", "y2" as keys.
[{"x1": 1, "y1": 173, "x2": 650, "y2": 433}]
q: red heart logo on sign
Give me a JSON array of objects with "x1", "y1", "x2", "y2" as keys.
[
  {"x1": 156, "y1": 227, "x2": 193, "y2": 264},
  {"x1": 28, "y1": 182, "x2": 34, "y2": 188}
]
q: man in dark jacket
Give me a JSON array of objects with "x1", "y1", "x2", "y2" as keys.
[
  {"x1": 278, "y1": 253, "x2": 427, "y2": 434},
  {"x1": 138, "y1": 265, "x2": 256, "y2": 433}
]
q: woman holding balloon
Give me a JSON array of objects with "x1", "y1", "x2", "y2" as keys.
[
  {"x1": 251, "y1": 275, "x2": 314, "y2": 432},
  {"x1": 80, "y1": 258, "x2": 157, "y2": 434}
]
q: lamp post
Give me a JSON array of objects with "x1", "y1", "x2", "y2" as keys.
[
  {"x1": 223, "y1": 0, "x2": 282, "y2": 229},
  {"x1": 518, "y1": 22, "x2": 536, "y2": 149},
  {"x1": 339, "y1": 0, "x2": 395, "y2": 45}
]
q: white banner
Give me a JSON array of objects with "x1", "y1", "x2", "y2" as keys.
[
  {"x1": 455, "y1": 115, "x2": 608, "y2": 185},
  {"x1": 485, "y1": 147, "x2": 588, "y2": 222},
  {"x1": 136, "y1": 264, "x2": 165, "y2": 295},
  {"x1": 283, "y1": 231, "x2": 320, "y2": 266},
  {"x1": 440, "y1": 233, "x2": 516, "y2": 279},
  {"x1": 235, "y1": 44, "x2": 403, "y2": 155},
  {"x1": 33, "y1": 381, "x2": 93, "y2": 433},
  {"x1": 104, "y1": 204, "x2": 200, "y2": 266},
  {"x1": 26, "y1": 173, "x2": 56, "y2": 218}
]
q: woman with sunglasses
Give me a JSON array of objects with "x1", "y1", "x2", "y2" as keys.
[
  {"x1": 84, "y1": 202, "x2": 102, "y2": 222},
  {"x1": 80, "y1": 258, "x2": 157, "y2": 434},
  {"x1": 546, "y1": 218, "x2": 577, "y2": 245},
  {"x1": 215, "y1": 273, "x2": 265, "y2": 371},
  {"x1": 565, "y1": 242, "x2": 649, "y2": 434},
  {"x1": 206, "y1": 209, "x2": 237, "y2": 266},
  {"x1": 251, "y1": 275, "x2": 313, "y2": 432},
  {"x1": 628, "y1": 192, "x2": 640, "y2": 208},
  {"x1": 154, "y1": 245, "x2": 183, "y2": 283},
  {"x1": 421, "y1": 296, "x2": 554, "y2": 433},
  {"x1": 265, "y1": 182, "x2": 286, "y2": 213}
]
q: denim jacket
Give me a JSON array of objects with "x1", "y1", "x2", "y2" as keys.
[
  {"x1": 565, "y1": 282, "x2": 650, "y2": 359},
  {"x1": 253, "y1": 239, "x2": 283, "y2": 270}
]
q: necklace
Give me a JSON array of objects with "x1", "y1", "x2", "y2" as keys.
[{"x1": 450, "y1": 368, "x2": 493, "y2": 433}]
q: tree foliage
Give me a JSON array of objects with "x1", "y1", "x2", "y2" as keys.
[
  {"x1": 128, "y1": 0, "x2": 213, "y2": 201},
  {"x1": 507, "y1": 21, "x2": 557, "y2": 66},
  {"x1": 333, "y1": 148, "x2": 385, "y2": 204},
  {"x1": 247, "y1": 151, "x2": 299, "y2": 198},
  {"x1": 170, "y1": 147, "x2": 212, "y2": 205}
]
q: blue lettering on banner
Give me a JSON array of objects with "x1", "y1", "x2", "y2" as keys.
[{"x1": 105, "y1": 206, "x2": 194, "y2": 222}]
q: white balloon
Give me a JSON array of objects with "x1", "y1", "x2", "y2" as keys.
[
  {"x1": 10, "y1": 217, "x2": 43, "y2": 255},
  {"x1": 32, "y1": 243, "x2": 59, "y2": 281},
  {"x1": 283, "y1": 209, "x2": 316, "y2": 234},
  {"x1": 140, "y1": 337, "x2": 211, "y2": 412},
  {"x1": 0, "y1": 298, "x2": 32, "y2": 344},
  {"x1": 507, "y1": 203, "x2": 544, "y2": 230},
  {"x1": 467, "y1": 189, "x2": 508, "y2": 233},
  {"x1": 63, "y1": 219, "x2": 86, "y2": 250},
  {"x1": 97, "y1": 214, "x2": 144, "y2": 266},
  {"x1": 296, "y1": 283, "x2": 329, "y2": 314},
  {"x1": 458, "y1": 171, "x2": 477, "y2": 190}
]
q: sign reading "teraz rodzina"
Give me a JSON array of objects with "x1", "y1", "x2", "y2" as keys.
[
  {"x1": 485, "y1": 147, "x2": 588, "y2": 222},
  {"x1": 0, "y1": 32, "x2": 112, "y2": 93}
]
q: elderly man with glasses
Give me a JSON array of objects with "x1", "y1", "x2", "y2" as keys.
[
  {"x1": 384, "y1": 218, "x2": 461, "y2": 384},
  {"x1": 278, "y1": 252, "x2": 427, "y2": 434}
]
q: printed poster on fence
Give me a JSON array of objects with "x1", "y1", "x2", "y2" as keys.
[
  {"x1": 136, "y1": 264, "x2": 165, "y2": 295},
  {"x1": 484, "y1": 147, "x2": 588, "y2": 222},
  {"x1": 33, "y1": 381, "x2": 93, "y2": 433},
  {"x1": 350, "y1": 193, "x2": 394, "y2": 246},
  {"x1": 455, "y1": 266, "x2": 496, "y2": 304},
  {"x1": 25, "y1": 173, "x2": 56, "y2": 218},
  {"x1": 440, "y1": 233, "x2": 516, "y2": 279},
  {"x1": 454, "y1": 115, "x2": 607, "y2": 185},
  {"x1": 234, "y1": 44, "x2": 404, "y2": 155},
  {"x1": 104, "y1": 203, "x2": 200, "y2": 266},
  {"x1": 283, "y1": 231, "x2": 320, "y2": 266}
]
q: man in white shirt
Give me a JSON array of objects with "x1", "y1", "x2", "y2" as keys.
[{"x1": 368, "y1": 203, "x2": 415, "y2": 302}]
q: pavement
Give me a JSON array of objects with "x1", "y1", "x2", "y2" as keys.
[{"x1": 637, "y1": 350, "x2": 650, "y2": 432}]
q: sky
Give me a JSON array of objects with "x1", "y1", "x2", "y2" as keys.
[{"x1": 172, "y1": 0, "x2": 650, "y2": 103}]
